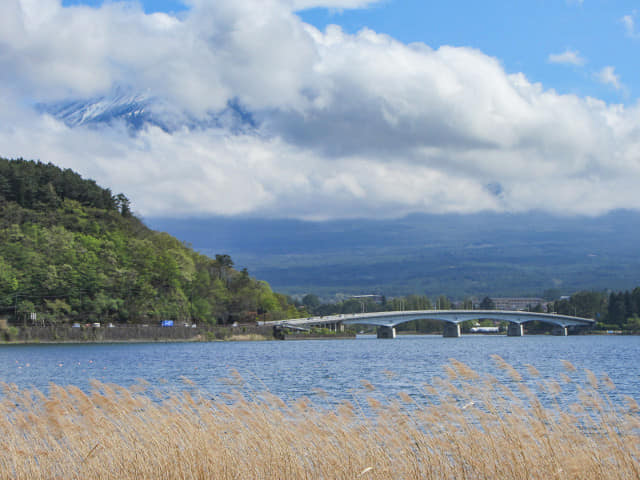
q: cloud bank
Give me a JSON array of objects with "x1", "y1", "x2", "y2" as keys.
[{"x1": 1, "y1": 0, "x2": 639, "y2": 219}]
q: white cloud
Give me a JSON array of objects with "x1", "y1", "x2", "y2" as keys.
[
  {"x1": 622, "y1": 11, "x2": 639, "y2": 38},
  {"x1": 596, "y1": 66, "x2": 622, "y2": 90},
  {"x1": 548, "y1": 49, "x2": 585, "y2": 66},
  {"x1": 0, "y1": 0, "x2": 639, "y2": 219}
]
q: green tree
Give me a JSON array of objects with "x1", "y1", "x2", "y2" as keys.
[
  {"x1": 112, "y1": 193, "x2": 130, "y2": 216},
  {"x1": 0, "y1": 256, "x2": 18, "y2": 294},
  {"x1": 435, "y1": 295, "x2": 452, "y2": 310},
  {"x1": 44, "y1": 298, "x2": 71, "y2": 325},
  {"x1": 529, "y1": 303, "x2": 544, "y2": 313},
  {"x1": 302, "y1": 294, "x2": 321, "y2": 314},
  {"x1": 608, "y1": 292, "x2": 626, "y2": 327},
  {"x1": 479, "y1": 296, "x2": 495, "y2": 309},
  {"x1": 624, "y1": 316, "x2": 640, "y2": 332}
]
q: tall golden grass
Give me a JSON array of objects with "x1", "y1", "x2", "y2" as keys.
[{"x1": 1, "y1": 357, "x2": 638, "y2": 479}]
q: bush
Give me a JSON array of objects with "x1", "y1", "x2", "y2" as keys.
[
  {"x1": 206, "y1": 328, "x2": 231, "y2": 341},
  {"x1": 3, "y1": 326, "x2": 19, "y2": 341}
]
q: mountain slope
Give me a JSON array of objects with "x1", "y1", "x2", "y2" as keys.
[
  {"x1": 147, "y1": 211, "x2": 640, "y2": 299},
  {"x1": 0, "y1": 158, "x2": 296, "y2": 325}
]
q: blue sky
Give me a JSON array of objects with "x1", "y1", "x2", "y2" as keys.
[{"x1": 2, "y1": 0, "x2": 639, "y2": 219}]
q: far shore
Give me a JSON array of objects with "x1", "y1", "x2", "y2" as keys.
[
  {"x1": 0, "y1": 323, "x2": 361, "y2": 344},
  {"x1": 1, "y1": 323, "x2": 633, "y2": 346}
]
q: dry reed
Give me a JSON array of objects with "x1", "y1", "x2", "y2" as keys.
[{"x1": 0, "y1": 359, "x2": 638, "y2": 479}]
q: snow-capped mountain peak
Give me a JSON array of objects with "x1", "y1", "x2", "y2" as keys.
[{"x1": 37, "y1": 87, "x2": 257, "y2": 134}]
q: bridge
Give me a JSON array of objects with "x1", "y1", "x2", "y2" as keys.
[{"x1": 264, "y1": 310, "x2": 596, "y2": 338}]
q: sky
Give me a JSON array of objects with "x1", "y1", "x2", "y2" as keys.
[{"x1": 1, "y1": 0, "x2": 639, "y2": 219}]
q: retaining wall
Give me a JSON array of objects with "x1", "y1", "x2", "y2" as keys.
[{"x1": 3, "y1": 324, "x2": 274, "y2": 343}]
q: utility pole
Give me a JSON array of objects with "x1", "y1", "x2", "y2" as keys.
[{"x1": 14, "y1": 293, "x2": 24, "y2": 327}]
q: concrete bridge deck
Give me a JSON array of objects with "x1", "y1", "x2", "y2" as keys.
[{"x1": 264, "y1": 310, "x2": 596, "y2": 338}]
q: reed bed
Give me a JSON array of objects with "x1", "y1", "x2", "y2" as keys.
[{"x1": 0, "y1": 357, "x2": 638, "y2": 479}]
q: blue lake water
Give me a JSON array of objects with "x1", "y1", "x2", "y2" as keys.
[{"x1": 0, "y1": 335, "x2": 638, "y2": 407}]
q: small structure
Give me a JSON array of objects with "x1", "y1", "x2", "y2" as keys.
[
  {"x1": 489, "y1": 298, "x2": 548, "y2": 311},
  {"x1": 470, "y1": 326, "x2": 500, "y2": 333},
  {"x1": 351, "y1": 295, "x2": 385, "y2": 304}
]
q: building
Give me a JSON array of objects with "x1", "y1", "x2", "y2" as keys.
[
  {"x1": 350, "y1": 295, "x2": 385, "y2": 304},
  {"x1": 490, "y1": 298, "x2": 548, "y2": 311}
]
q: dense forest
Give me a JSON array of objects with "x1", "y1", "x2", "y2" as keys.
[{"x1": 0, "y1": 158, "x2": 300, "y2": 326}]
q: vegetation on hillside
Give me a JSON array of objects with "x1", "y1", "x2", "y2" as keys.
[{"x1": 0, "y1": 158, "x2": 299, "y2": 325}]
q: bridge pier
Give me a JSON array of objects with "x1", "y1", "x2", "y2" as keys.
[
  {"x1": 507, "y1": 322, "x2": 524, "y2": 337},
  {"x1": 329, "y1": 322, "x2": 344, "y2": 332},
  {"x1": 442, "y1": 322, "x2": 461, "y2": 338},
  {"x1": 376, "y1": 326, "x2": 396, "y2": 339},
  {"x1": 272, "y1": 325, "x2": 285, "y2": 340},
  {"x1": 552, "y1": 326, "x2": 568, "y2": 336}
]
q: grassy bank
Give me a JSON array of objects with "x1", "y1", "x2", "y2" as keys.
[{"x1": 1, "y1": 358, "x2": 638, "y2": 479}]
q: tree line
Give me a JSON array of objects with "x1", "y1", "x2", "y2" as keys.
[
  {"x1": 299, "y1": 290, "x2": 640, "y2": 333},
  {"x1": 552, "y1": 289, "x2": 640, "y2": 331}
]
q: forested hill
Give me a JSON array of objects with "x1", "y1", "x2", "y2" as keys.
[{"x1": 0, "y1": 158, "x2": 299, "y2": 325}]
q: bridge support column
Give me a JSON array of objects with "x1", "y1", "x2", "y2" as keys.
[
  {"x1": 376, "y1": 326, "x2": 396, "y2": 339},
  {"x1": 553, "y1": 326, "x2": 568, "y2": 336},
  {"x1": 272, "y1": 326, "x2": 285, "y2": 340},
  {"x1": 507, "y1": 322, "x2": 524, "y2": 337},
  {"x1": 442, "y1": 322, "x2": 461, "y2": 338}
]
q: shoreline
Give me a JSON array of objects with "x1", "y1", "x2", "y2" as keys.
[{"x1": 0, "y1": 326, "x2": 631, "y2": 345}]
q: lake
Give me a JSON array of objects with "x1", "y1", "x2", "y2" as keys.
[{"x1": 1, "y1": 335, "x2": 638, "y2": 407}]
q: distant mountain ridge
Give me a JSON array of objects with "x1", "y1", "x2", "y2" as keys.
[
  {"x1": 39, "y1": 88, "x2": 156, "y2": 130},
  {"x1": 147, "y1": 211, "x2": 640, "y2": 299}
]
